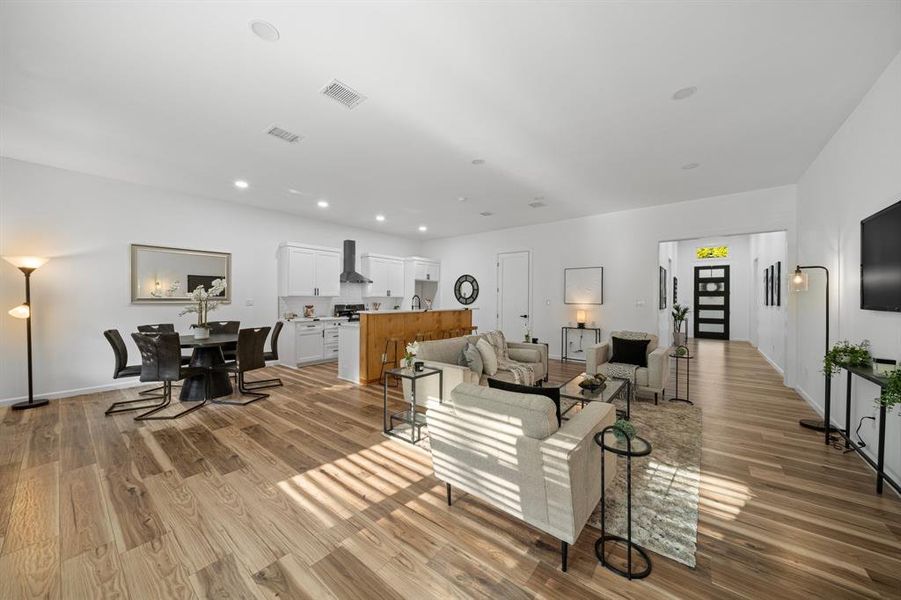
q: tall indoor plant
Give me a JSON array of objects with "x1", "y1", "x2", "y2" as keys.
[
  {"x1": 672, "y1": 303, "x2": 690, "y2": 346},
  {"x1": 179, "y1": 278, "x2": 227, "y2": 339}
]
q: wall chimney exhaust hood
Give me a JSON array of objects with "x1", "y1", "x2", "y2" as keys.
[{"x1": 339, "y1": 240, "x2": 372, "y2": 284}]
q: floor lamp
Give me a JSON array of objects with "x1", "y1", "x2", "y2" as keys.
[
  {"x1": 4, "y1": 256, "x2": 50, "y2": 410},
  {"x1": 790, "y1": 265, "x2": 834, "y2": 444}
]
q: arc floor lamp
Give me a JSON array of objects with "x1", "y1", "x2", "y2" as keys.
[
  {"x1": 4, "y1": 256, "x2": 50, "y2": 410},
  {"x1": 790, "y1": 264, "x2": 834, "y2": 444}
]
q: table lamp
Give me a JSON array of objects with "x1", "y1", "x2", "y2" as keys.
[
  {"x1": 576, "y1": 310, "x2": 587, "y2": 328},
  {"x1": 4, "y1": 256, "x2": 50, "y2": 410}
]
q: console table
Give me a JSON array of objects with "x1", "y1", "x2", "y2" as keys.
[
  {"x1": 826, "y1": 365, "x2": 899, "y2": 495},
  {"x1": 561, "y1": 326, "x2": 601, "y2": 362}
]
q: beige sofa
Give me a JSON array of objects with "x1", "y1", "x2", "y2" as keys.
[
  {"x1": 427, "y1": 383, "x2": 616, "y2": 571},
  {"x1": 586, "y1": 331, "x2": 671, "y2": 403},
  {"x1": 402, "y1": 333, "x2": 548, "y2": 407}
]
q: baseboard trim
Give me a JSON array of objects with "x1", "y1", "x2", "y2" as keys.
[{"x1": 0, "y1": 379, "x2": 151, "y2": 406}]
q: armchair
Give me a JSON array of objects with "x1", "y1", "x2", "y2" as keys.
[
  {"x1": 586, "y1": 331, "x2": 671, "y2": 403},
  {"x1": 427, "y1": 383, "x2": 616, "y2": 571}
]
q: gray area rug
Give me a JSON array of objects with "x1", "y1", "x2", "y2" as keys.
[
  {"x1": 583, "y1": 397, "x2": 702, "y2": 568},
  {"x1": 390, "y1": 397, "x2": 702, "y2": 568}
]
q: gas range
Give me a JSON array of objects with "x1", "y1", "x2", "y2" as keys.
[{"x1": 334, "y1": 303, "x2": 365, "y2": 321}]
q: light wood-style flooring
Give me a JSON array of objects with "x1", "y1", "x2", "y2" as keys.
[{"x1": 1, "y1": 339, "x2": 899, "y2": 599}]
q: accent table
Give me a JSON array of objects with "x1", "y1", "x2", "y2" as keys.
[
  {"x1": 384, "y1": 366, "x2": 442, "y2": 444},
  {"x1": 561, "y1": 326, "x2": 601, "y2": 362},
  {"x1": 667, "y1": 349, "x2": 694, "y2": 405},
  {"x1": 594, "y1": 426, "x2": 653, "y2": 580},
  {"x1": 559, "y1": 373, "x2": 631, "y2": 420}
]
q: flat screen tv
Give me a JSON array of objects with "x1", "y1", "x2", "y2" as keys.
[{"x1": 860, "y1": 199, "x2": 901, "y2": 312}]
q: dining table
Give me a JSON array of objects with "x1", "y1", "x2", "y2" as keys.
[{"x1": 178, "y1": 334, "x2": 236, "y2": 401}]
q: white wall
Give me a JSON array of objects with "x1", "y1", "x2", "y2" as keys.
[
  {"x1": 796, "y1": 50, "x2": 901, "y2": 485},
  {"x1": 422, "y1": 185, "x2": 797, "y2": 360},
  {"x1": 749, "y1": 231, "x2": 788, "y2": 372},
  {"x1": 0, "y1": 158, "x2": 421, "y2": 402},
  {"x1": 674, "y1": 235, "x2": 751, "y2": 342},
  {"x1": 657, "y1": 241, "x2": 678, "y2": 346}
]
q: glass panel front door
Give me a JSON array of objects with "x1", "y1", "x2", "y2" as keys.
[{"x1": 694, "y1": 264, "x2": 730, "y2": 340}]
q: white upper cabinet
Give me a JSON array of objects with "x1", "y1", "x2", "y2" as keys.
[
  {"x1": 410, "y1": 258, "x2": 440, "y2": 281},
  {"x1": 361, "y1": 254, "x2": 405, "y2": 297},
  {"x1": 278, "y1": 243, "x2": 341, "y2": 297}
]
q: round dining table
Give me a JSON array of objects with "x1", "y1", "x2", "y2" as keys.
[{"x1": 178, "y1": 334, "x2": 236, "y2": 401}]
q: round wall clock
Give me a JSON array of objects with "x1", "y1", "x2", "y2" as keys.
[{"x1": 454, "y1": 274, "x2": 479, "y2": 305}]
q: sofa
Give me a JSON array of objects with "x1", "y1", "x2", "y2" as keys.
[
  {"x1": 585, "y1": 331, "x2": 671, "y2": 403},
  {"x1": 427, "y1": 382, "x2": 616, "y2": 571},
  {"x1": 402, "y1": 332, "x2": 548, "y2": 408}
]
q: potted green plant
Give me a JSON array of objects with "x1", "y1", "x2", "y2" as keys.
[
  {"x1": 611, "y1": 418, "x2": 636, "y2": 442},
  {"x1": 672, "y1": 303, "x2": 690, "y2": 346},
  {"x1": 822, "y1": 340, "x2": 872, "y2": 376},
  {"x1": 880, "y1": 369, "x2": 901, "y2": 411}
]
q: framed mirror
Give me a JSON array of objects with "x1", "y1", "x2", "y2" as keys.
[
  {"x1": 564, "y1": 267, "x2": 603, "y2": 305},
  {"x1": 131, "y1": 244, "x2": 231, "y2": 303},
  {"x1": 454, "y1": 274, "x2": 479, "y2": 305}
]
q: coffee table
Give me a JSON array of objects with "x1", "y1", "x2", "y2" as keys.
[{"x1": 559, "y1": 373, "x2": 631, "y2": 420}]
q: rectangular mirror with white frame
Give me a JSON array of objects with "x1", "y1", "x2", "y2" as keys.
[
  {"x1": 131, "y1": 244, "x2": 231, "y2": 303},
  {"x1": 564, "y1": 266, "x2": 604, "y2": 305}
]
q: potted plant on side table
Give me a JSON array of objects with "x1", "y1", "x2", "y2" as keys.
[{"x1": 672, "y1": 303, "x2": 690, "y2": 346}]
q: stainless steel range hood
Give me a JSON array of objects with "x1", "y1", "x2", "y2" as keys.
[{"x1": 339, "y1": 240, "x2": 372, "y2": 284}]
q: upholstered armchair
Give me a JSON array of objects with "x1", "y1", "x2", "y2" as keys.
[
  {"x1": 586, "y1": 331, "x2": 671, "y2": 403},
  {"x1": 427, "y1": 383, "x2": 616, "y2": 572}
]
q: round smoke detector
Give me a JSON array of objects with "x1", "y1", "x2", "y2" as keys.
[{"x1": 250, "y1": 20, "x2": 279, "y2": 42}]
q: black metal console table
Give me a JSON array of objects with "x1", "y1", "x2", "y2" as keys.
[
  {"x1": 561, "y1": 326, "x2": 601, "y2": 362},
  {"x1": 826, "y1": 365, "x2": 899, "y2": 495}
]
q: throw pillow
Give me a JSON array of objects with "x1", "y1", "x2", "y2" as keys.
[
  {"x1": 487, "y1": 377, "x2": 562, "y2": 425},
  {"x1": 610, "y1": 337, "x2": 651, "y2": 367},
  {"x1": 476, "y1": 338, "x2": 499, "y2": 376},
  {"x1": 460, "y1": 342, "x2": 484, "y2": 377}
]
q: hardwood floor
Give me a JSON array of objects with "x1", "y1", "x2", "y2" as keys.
[{"x1": 1, "y1": 339, "x2": 899, "y2": 599}]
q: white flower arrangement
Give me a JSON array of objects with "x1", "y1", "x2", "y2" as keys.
[
  {"x1": 404, "y1": 341, "x2": 420, "y2": 366},
  {"x1": 179, "y1": 278, "x2": 227, "y2": 328},
  {"x1": 150, "y1": 280, "x2": 181, "y2": 298}
]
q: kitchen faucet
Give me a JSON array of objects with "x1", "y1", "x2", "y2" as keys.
[{"x1": 411, "y1": 294, "x2": 421, "y2": 310}]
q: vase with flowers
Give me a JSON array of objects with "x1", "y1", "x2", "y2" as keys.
[
  {"x1": 179, "y1": 279, "x2": 227, "y2": 339},
  {"x1": 403, "y1": 341, "x2": 420, "y2": 368}
]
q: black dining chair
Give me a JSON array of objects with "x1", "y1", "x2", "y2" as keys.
[
  {"x1": 208, "y1": 321, "x2": 240, "y2": 360},
  {"x1": 103, "y1": 329, "x2": 169, "y2": 415},
  {"x1": 136, "y1": 323, "x2": 176, "y2": 333},
  {"x1": 247, "y1": 321, "x2": 284, "y2": 389},
  {"x1": 130, "y1": 332, "x2": 211, "y2": 420},
  {"x1": 211, "y1": 327, "x2": 271, "y2": 405}
]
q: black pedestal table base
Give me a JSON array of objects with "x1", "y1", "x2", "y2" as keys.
[{"x1": 181, "y1": 346, "x2": 232, "y2": 401}]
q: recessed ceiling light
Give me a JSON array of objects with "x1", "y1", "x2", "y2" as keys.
[
  {"x1": 471, "y1": 159, "x2": 485, "y2": 165},
  {"x1": 480, "y1": 211, "x2": 494, "y2": 217},
  {"x1": 234, "y1": 180, "x2": 249, "y2": 189},
  {"x1": 288, "y1": 188, "x2": 302, "y2": 194},
  {"x1": 672, "y1": 86, "x2": 697, "y2": 100},
  {"x1": 418, "y1": 225, "x2": 428, "y2": 232},
  {"x1": 317, "y1": 200, "x2": 329, "y2": 208},
  {"x1": 376, "y1": 214, "x2": 385, "y2": 222},
  {"x1": 681, "y1": 162, "x2": 700, "y2": 170},
  {"x1": 250, "y1": 20, "x2": 279, "y2": 42},
  {"x1": 458, "y1": 196, "x2": 468, "y2": 202}
]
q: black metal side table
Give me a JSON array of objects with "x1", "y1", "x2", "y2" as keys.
[
  {"x1": 668, "y1": 347, "x2": 694, "y2": 405},
  {"x1": 561, "y1": 326, "x2": 601, "y2": 362},
  {"x1": 383, "y1": 366, "x2": 442, "y2": 444},
  {"x1": 594, "y1": 427, "x2": 652, "y2": 580}
]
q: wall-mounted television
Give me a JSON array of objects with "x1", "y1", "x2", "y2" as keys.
[{"x1": 860, "y1": 199, "x2": 901, "y2": 312}]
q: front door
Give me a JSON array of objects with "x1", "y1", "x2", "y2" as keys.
[
  {"x1": 497, "y1": 251, "x2": 531, "y2": 341},
  {"x1": 694, "y1": 265, "x2": 730, "y2": 340}
]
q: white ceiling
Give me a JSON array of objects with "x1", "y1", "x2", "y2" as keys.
[{"x1": 2, "y1": 1, "x2": 900, "y2": 239}]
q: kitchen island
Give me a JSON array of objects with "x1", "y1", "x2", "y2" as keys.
[{"x1": 351, "y1": 309, "x2": 474, "y2": 384}]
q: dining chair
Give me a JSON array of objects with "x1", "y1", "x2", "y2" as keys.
[
  {"x1": 208, "y1": 320, "x2": 240, "y2": 360},
  {"x1": 130, "y1": 332, "x2": 211, "y2": 420},
  {"x1": 211, "y1": 327, "x2": 271, "y2": 405},
  {"x1": 103, "y1": 329, "x2": 168, "y2": 415},
  {"x1": 249, "y1": 321, "x2": 284, "y2": 389},
  {"x1": 136, "y1": 323, "x2": 176, "y2": 333}
]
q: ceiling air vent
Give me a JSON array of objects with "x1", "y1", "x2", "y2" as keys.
[
  {"x1": 480, "y1": 211, "x2": 494, "y2": 217},
  {"x1": 320, "y1": 79, "x2": 367, "y2": 109},
  {"x1": 265, "y1": 125, "x2": 303, "y2": 143},
  {"x1": 528, "y1": 200, "x2": 547, "y2": 208}
]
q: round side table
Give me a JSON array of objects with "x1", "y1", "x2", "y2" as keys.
[
  {"x1": 668, "y1": 346, "x2": 694, "y2": 405},
  {"x1": 594, "y1": 426, "x2": 652, "y2": 580}
]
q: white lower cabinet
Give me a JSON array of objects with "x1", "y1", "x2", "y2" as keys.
[{"x1": 289, "y1": 322, "x2": 344, "y2": 365}]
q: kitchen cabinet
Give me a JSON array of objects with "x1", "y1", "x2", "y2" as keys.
[
  {"x1": 296, "y1": 324, "x2": 326, "y2": 363},
  {"x1": 410, "y1": 258, "x2": 440, "y2": 281},
  {"x1": 278, "y1": 243, "x2": 341, "y2": 297},
  {"x1": 290, "y1": 321, "x2": 343, "y2": 365},
  {"x1": 361, "y1": 254, "x2": 405, "y2": 297}
]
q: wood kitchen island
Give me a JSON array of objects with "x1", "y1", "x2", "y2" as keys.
[{"x1": 356, "y1": 309, "x2": 473, "y2": 384}]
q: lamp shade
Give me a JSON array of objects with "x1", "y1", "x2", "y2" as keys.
[
  {"x1": 8, "y1": 304, "x2": 30, "y2": 319},
  {"x1": 3, "y1": 256, "x2": 49, "y2": 270},
  {"x1": 576, "y1": 309, "x2": 587, "y2": 324},
  {"x1": 790, "y1": 267, "x2": 809, "y2": 292}
]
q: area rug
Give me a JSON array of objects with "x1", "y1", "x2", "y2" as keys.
[{"x1": 583, "y1": 397, "x2": 702, "y2": 568}]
